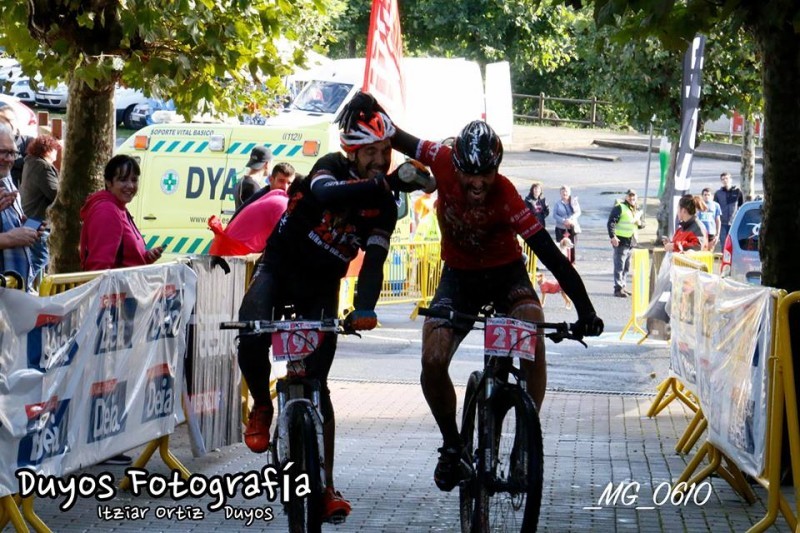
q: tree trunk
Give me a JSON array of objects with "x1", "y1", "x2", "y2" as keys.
[
  {"x1": 47, "y1": 77, "x2": 116, "y2": 273},
  {"x1": 740, "y1": 119, "x2": 756, "y2": 201},
  {"x1": 655, "y1": 139, "x2": 680, "y2": 243},
  {"x1": 754, "y1": 22, "x2": 800, "y2": 291}
]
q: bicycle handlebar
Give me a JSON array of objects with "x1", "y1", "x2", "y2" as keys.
[
  {"x1": 220, "y1": 318, "x2": 359, "y2": 336},
  {"x1": 417, "y1": 306, "x2": 587, "y2": 345}
]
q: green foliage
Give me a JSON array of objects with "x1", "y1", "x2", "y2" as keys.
[
  {"x1": 328, "y1": 0, "x2": 577, "y2": 76},
  {"x1": 0, "y1": 0, "x2": 337, "y2": 118}
]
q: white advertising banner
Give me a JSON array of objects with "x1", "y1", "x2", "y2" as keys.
[
  {"x1": 668, "y1": 266, "x2": 771, "y2": 477},
  {"x1": 669, "y1": 267, "x2": 699, "y2": 393},
  {"x1": 0, "y1": 263, "x2": 197, "y2": 497}
]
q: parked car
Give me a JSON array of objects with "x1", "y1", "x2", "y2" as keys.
[
  {"x1": 3, "y1": 77, "x2": 35, "y2": 104},
  {"x1": 0, "y1": 57, "x2": 21, "y2": 85},
  {"x1": 35, "y1": 82, "x2": 69, "y2": 109},
  {"x1": 32, "y1": 82, "x2": 147, "y2": 127},
  {"x1": 127, "y1": 98, "x2": 176, "y2": 130},
  {"x1": 720, "y1": 199, "x2": 762, "y2": 284},
  {"x1": 115, "y1": 86, "x2": 149, "y2": 129},
  {"x1": 0, "y1": 93, "x2": 39, "y2": 138}
]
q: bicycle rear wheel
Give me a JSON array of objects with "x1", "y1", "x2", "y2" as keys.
[
  {"x1": 461, "y1": 384, "x2": 544, "y2": 533},
  {"x1": 283, "y1": 402, "x2": 323, "y2": 533}
]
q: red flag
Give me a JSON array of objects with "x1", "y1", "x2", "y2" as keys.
[{"x1": 363, "y1": 0, "x2": 405, "y2": 123}]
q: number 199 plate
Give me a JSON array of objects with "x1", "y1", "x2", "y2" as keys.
[
  {"x1": 272, "y1": 329, "x2": 325, "y2": 362},
  {"x1": 484, "y1": 317, "x2": 538, "y2": 361}
]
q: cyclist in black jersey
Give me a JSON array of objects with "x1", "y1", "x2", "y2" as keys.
[{"x1": 237, "y1": 100, "x2": 432, "y2": 520}]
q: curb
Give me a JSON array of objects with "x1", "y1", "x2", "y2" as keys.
[
  {"x1": 529, "y1": 147, "x2": 620, "y2": 162},
  {"x1": 592, "y1": 139, "x2": 764, "y2": 164}
]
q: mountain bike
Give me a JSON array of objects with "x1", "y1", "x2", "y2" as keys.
[
  {"x1": 221, "y1": 318, "x2": 354, "y2": 533},
  {"x1": 418, "y1": 306, "x2": 585, "y2": 533}
]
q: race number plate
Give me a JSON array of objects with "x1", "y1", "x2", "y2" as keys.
[
  {"x1": 271, "y1": 323, "x2": 325, "y2": 362},
  {"x1": 484, "y1": 317, "x2": 538, "y2": 362}
]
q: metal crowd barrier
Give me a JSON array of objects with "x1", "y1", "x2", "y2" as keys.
[
  {"x1": 37, "y1": 265, "x2": 193, "y2": 488},
  {"x1": 674, "y1": 289, "x2": 800, "y2": 532},
  {"x1": 641, "y1": 251, "x2": 800, "y2": 531}
]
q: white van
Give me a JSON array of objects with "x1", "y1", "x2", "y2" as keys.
[{"x1": 267, "y1": 57, "x2": 512, "y2": 142}]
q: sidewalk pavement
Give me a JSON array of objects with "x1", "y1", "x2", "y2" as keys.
[
  {"x1": 17, "y1": 381, "x2": 792, "y2": 532},
  {"x1": 509, "y1": 124, "x2": 761, "y2": 164}
]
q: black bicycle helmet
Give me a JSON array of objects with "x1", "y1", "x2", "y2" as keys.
[{"x1": 451, "y1": 120, "x2": 503, "y2": 174}]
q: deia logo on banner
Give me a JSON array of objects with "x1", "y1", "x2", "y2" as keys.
[
  {"x1": 146, "y1": 284, "x2": 182, "y2": 342},
  {"x1": 27, "y1": 311, "x2": 84, "y2": 371},
  {"x1": 88, "y1": 379, "x2": 128, "y2": 443},
  {"x1": 18, "y1": 396, "x2": 71, "y2": 466},
  {"x1": 94, "y1": 292, "x2": 137, "y2": 355},
  {"x1": 142, "y1": 364, "x2": 174, "y2": 423}
]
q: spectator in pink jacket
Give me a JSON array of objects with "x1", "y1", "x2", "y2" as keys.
[
  {"x1": 208, "y1": 164, "x2": 298, "y2": 255},
  {"x1": 79, "y1": 155, "x2": 163, "y2": 271}
]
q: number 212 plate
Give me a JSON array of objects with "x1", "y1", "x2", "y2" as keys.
[{"x1": 484, "y1": 317, "x2": 538, "y2": 361}]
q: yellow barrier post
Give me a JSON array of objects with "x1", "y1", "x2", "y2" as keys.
[
  {"x1": 411, "y1": 241, "x2": 443, "y2": 319},
  {"x1": 621, "y1": 249, "x2": 649, "y2": 339},
  {"x1": 0, "y1": 495, "x2": 29, "y2": 532},
  {"x1": 748, "y1": 290, "x2": 800, "y2": 532}
]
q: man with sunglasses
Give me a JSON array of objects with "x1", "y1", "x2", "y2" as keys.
[{"x1": 0, "y1": 124, "x2": 41, "y2": 288}]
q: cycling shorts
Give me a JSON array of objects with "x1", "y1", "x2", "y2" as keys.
[{"x1": 428, "y1": 259, "x2": 539, "y2": 334}]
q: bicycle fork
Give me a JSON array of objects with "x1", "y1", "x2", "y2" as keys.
[
  {"x1": 275, "y1": 379, "x2": 327, "y2": 490},
  {"x1": 477, "y1": 367, "x2": 527, "y2": 495}
]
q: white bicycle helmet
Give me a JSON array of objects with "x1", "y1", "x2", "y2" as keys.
[{"x1": 340, "y1": 111, "x2": 396, "y2": 153}]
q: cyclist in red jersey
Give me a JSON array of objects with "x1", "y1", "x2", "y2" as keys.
[{"x1": 340, "y1": 92, "x2": 604, "y2": 492}]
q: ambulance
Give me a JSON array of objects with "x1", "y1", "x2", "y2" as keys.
[
  {"x1": 116, "y1": 120, "x2": 362, "y2": 256},
  {"x1": 115, "y1": 57, "x2": 511, "y2": 256}
]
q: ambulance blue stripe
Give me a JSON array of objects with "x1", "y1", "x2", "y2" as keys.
[
  {"x1": 152, "y1": 140, "x2": 166, "y2": 152},
  {"x1": 271, "y1": 144, "x2": 286, "y2": 156},
  {"x1": 145, "y1": 236, "x2": 159, "y2": 248},
  {"x1": 180, "y1": 141, "x2": 195, "y2": 153},
  {"x1": 241, "y1": 142, "x2": 256, "y2": 154},
  {"x1": 195, "y1": 141, "x2": 208, "y2": 153},
  {"x1": 186, "y1": 238, "x2": 204, "y2": 254},
  {"x1": 200, "y1": 241, "x2": 211, "y2": 254},
  {"x1": 165, "y1": 141, "x2": 181, "y2": 153},
  {"x1": 287, "y1": 145, "x2": 301, "y2": 157},
  {"x1": 173, "y1": 237, "x2": 189, "y2": 253},
  {"x1": 227, "y1": 142, "x2": 241, "y2": 154},
  {"x1": 161, "y1": 236, "x2": 174, "y2": 250}
]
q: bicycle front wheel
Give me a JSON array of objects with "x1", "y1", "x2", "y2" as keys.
[
  {"x1": 460, "y1": 370, "x2": 484, "y2": 533},
  {"x1": 283, "y1": 402, "x2": 323, "y2": 533},
  {"x1": 488, "y1": 384, "x2": 543, "y2": 532}
]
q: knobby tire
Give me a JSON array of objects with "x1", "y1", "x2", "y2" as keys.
[
  {"x1": 284, "y1": 402, "x2": 323, "y2": 533},
  {"x1": 460, "y1": 376, "x2": 543, "y2": 532}
]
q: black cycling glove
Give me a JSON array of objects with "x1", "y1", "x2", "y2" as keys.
[
  {"x1": 574, "y1": 312, "x2": 604, "y2": 338},
  {"x1": 335, "y1": 91, "x2": 387, "y2": 131}
]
